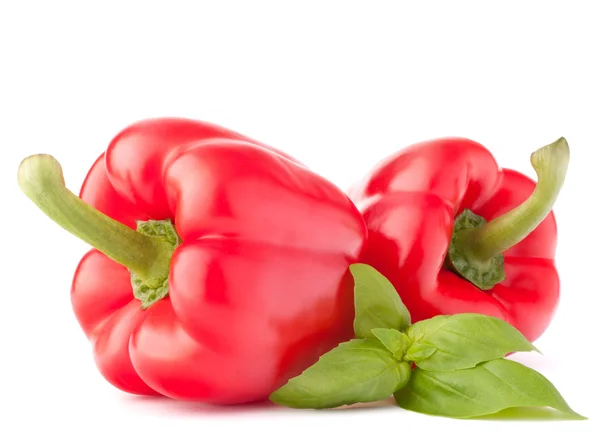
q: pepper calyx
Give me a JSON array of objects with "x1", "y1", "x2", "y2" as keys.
[
  {"x1": 131, "y1": 219, "x2": 180, "y2": 309},
  {"x1": 446, "y1": 209, "x2": 505, "y2": 290}
]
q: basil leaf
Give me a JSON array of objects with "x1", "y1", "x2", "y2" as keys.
[
  {"x1": 350, "y1": 263, "x2": 411, "y2": 338},
  {"x1": 371, "y1": 328, "x2": 411, "y2": 360},
  {"x1": 404, "y1": 346, "x2": 437, "y2": 362},
  {"x1": 405, "y1": 313, "x2": 537, "y2": 370},
  {"x1": 395, "y1": 359, "x2": 584, "y2": 419},
  {"x1": 270, "y1": 339, "x2": 411, "y2": 409}
]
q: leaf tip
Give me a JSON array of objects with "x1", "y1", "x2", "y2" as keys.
[
  {"x1": 561, "y1": 408, "x2": 587, "y2": 420},
  {"x1": 348, "y1": 262, "x2": 369, "y2": 276},
  {"x1": 268, "y1": 390, "x2": 284, "y2": 405},
  {"x1": 370, "y1": 328, "x2": 383, "y2": 337},
  {"x1": 269, "y1": 382, "x2": 292, "y2": 407}
]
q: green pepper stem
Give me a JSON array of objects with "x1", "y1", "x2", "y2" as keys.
[
  {"x1": 18, "y1": 154, "x2": 173, "y2": 287},
  {"x1": 462, "y1": 137, "x2": 569, "y2": 262}
]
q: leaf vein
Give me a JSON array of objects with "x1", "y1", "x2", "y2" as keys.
[{"x1": 422, "y1": 373, "x2": 477, "y2": 400}]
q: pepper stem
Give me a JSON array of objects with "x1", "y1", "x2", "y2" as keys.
[
  {"x1": 464, "y1": 137, "x2": 569, "y2": 261},
  {"x1": 446, "y1": 137, "x2": 569, "y2": 290},
  {"x1": 18, "y1": 154, "x2": 174, "y2": 289}
]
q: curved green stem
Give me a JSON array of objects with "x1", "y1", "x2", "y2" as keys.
[
  {"x1": 18, "y1": 154, "x2": 173, "y2": 288},
  {"x1": 465, "y1": 137, "x2": 569, "y2": 262}
]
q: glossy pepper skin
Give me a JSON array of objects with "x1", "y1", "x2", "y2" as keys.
[
  {"x1": 349, "y1": 138, "x2": 563, "y2": 342},
  {"x1": 37, "y1": 118, "x2": 367, "y2": 403}
]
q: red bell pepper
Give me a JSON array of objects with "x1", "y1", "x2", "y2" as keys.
[
  {"x1": 349, "y1": 137, "x2": 569, "y2": 342},
  {"x1": 18, "y1": 118, "x2": 366, "y2": 403}
]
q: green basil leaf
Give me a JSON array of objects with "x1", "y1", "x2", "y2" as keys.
[
  {"x1": 270, "y1": 339, "x2": 411, "y2": 409},
  {"x1": 350, "y1": 263, "x2": 411, "y2": 338},
  {"x1": 371, "y1": 328, "x2": 411, "y2": 360},
  {"x1": 395, "y1": 359, "x2": 584, "y2": 419},
  {"x1": 404, "y1": 346, "x2": 437, "y2": 362},
  {"x1": 405, "y1": 313, "x2": 537, "y2": 370}
]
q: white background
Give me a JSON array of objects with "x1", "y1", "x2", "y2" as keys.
[{"x1": 1, "y1": 1, "x2": 599, "y2": 446}]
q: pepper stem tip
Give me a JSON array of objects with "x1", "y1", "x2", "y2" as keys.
[
  {"x1": 530, "y1": 137, "x2": 569, "y2": 190},
  {"x1": 18, "y1": 154, "x2": 65, "y2": 202}
]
